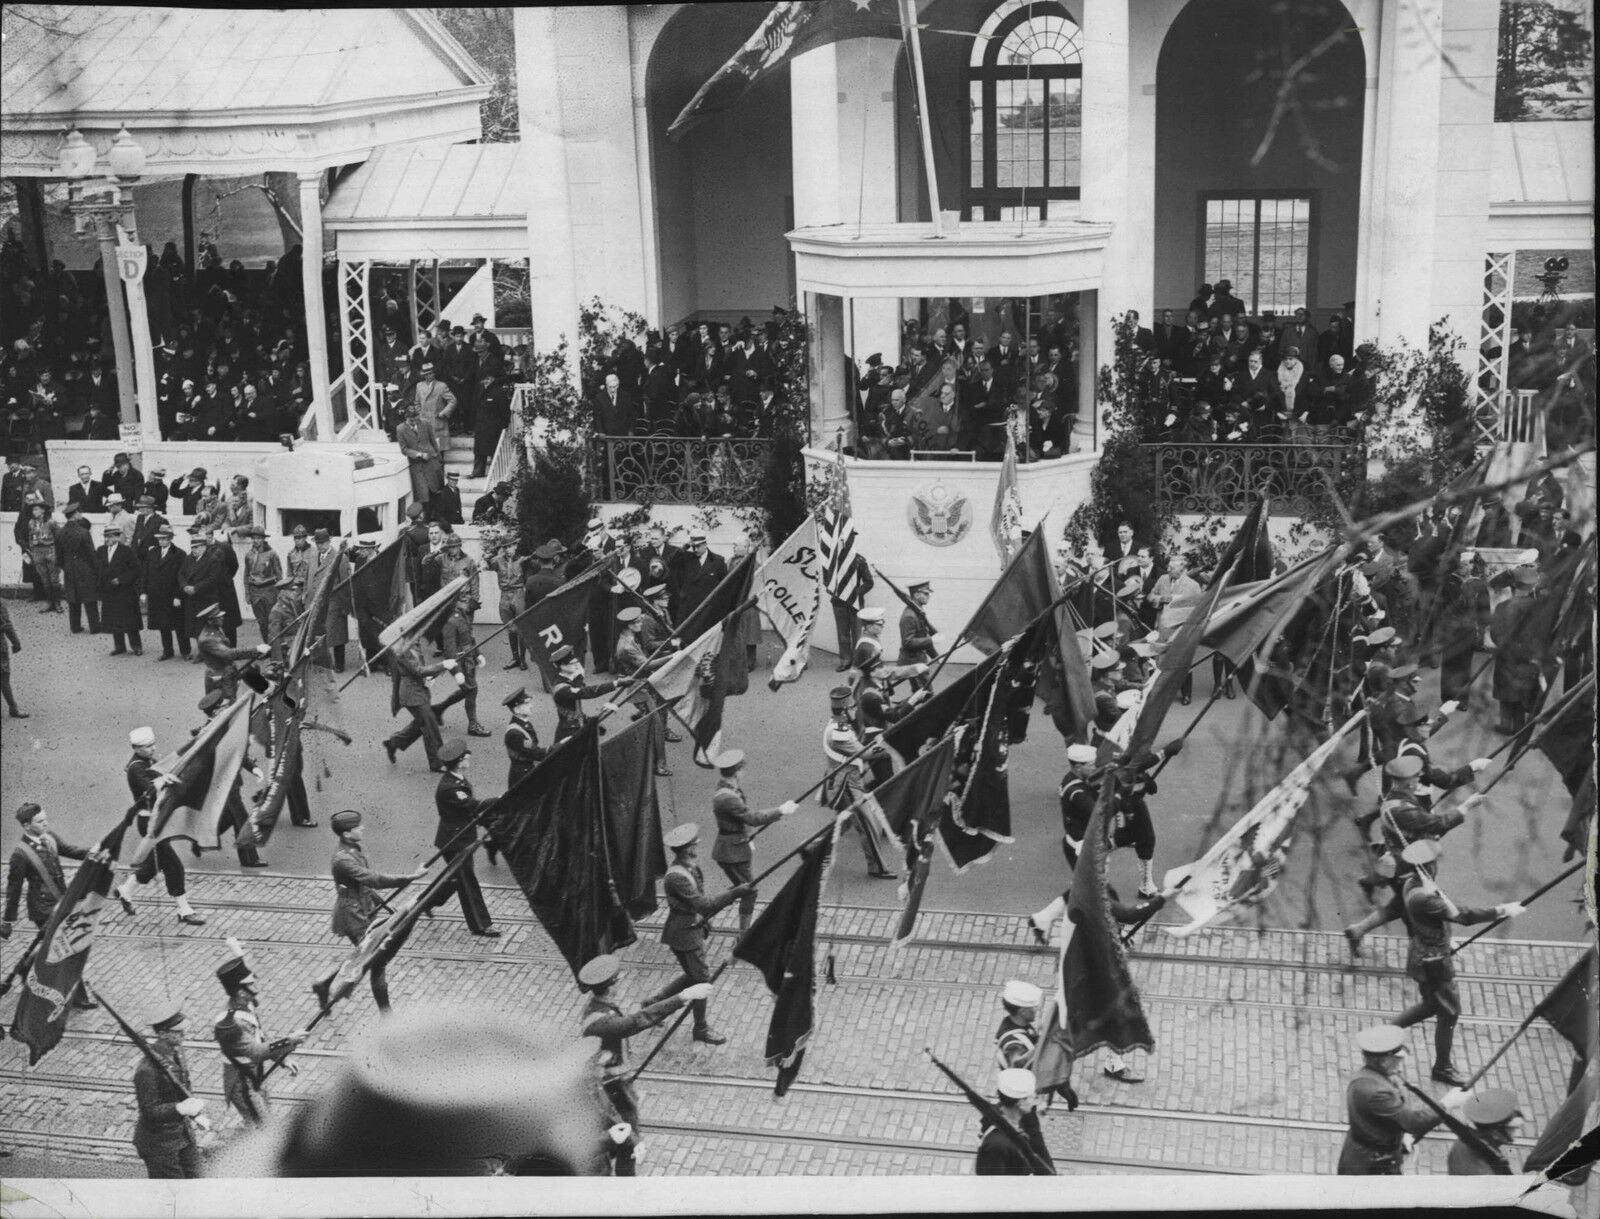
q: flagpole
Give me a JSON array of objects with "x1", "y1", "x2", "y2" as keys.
[
  {"x1": 1461, "y1": 1007, "x2": 1543, "y2": 1091},
  {"x1": 1450, "y1": 861, "x2": 1584, "y2": 955},
  {"x1": 926, "y1": 1049, "x2": 1056, "y2": 1175},
  {"x1": 0, "y1": 925, "x2": 46, "y2": 996},
  {"x1": 900, "y1": 0, "x2": 944, "y2": 237},
  {"x1": 1398, "y1": 1080, "x2": 1512, "y2": 1175},
  {"x1": 626, "y1": 959, "x2": 732, "y2": 1084},
  {"x1": 84, "y1": 982, "x2": 212, "y2": 1133}
]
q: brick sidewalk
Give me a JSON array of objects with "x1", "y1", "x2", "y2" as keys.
[{"x1": 0, "y1": 872, "x2": 1589, "y2": 1198}]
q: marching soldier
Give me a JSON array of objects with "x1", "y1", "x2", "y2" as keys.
[
  {"x1": 1385, "y1": 702, "x2": 1490, "y2": 805},
  {"x1": 850, "y1": 607, "x2": 925, "y2": 685},
  {"x1": 975, "y1": 1068, "x2": 1053, "y2": 1175},
  {"x1": 857, "y1": 665, "x2": 924, "y2": 737},
  {"x1": 197, "y1": 602, "x2": 269, "y2": 701},
  {"x1": 502, "y1": 687, "x2": 547, "y2": 787},
  {"x1": 132, "y1": 1007, "x2": 207, "y2": 1178},
  {"x1": 437, "y1": 597, "x2": 490, "y2": 738},
  {"x1": 212, "y1": 941, "x2": 306, "y2": 1125},
  {"x1": 821, "y1": 685, "x2": 900, "y2": 879},
  {"x1": 329, "y1": 809, "x2": 425, "y2": 1012},
  {"x1": 242, "y1": 527, "x2": 282, "y2": 639},
  {"x1": 265, "y1": 576, "x2": 303, "y2": 666},
  {"x1": 488, "y1": 532, "x2": 530, "y2": 671},
  {"x1": 429, "y1": 740, "x2": 500, "y2": 937},
  {"x1": 551, "y1": 644, "x2": 618, "y2": 745},
  {"x1": 1026, "y1": 743, "x2": 1100, "y2": 944},
  {"x1": 383, "y1": 637, "x2": 450, "y2": 771},
  {"x1": 577, "y1": 952, "x2": 713, "y2": 1176},
  {"x1": 113, "y1": 726, "x2": 206, "y2": 926},
  {"x1": 1391, "y1": 838, "x2": 1523, "y2": 1086},
  {"x1": 1448, "y1": 1089, "x2": 1523, "y2": 1175},
  {"x1": 896, "y1": 580, "x2": 939, "y2": 690},
  {"x1": 710, "y1": 749, "x2": 796, "y2": 932},
  {"x1": 1337, "y1": 1024, "x2": 1460, "y2": 1175},
  {"x1": 614, "y1": 606, "x2": 675, "y2": 776},
  {"x1": 639, "y1": 822, "x2": 750, "y2": 1046},
  {"x1": 1435, "y1": 550, "x2": 1491, "y2": 703},
  {"x1": 0, "y1": 802, "x2": 98, "y2": 1010}
]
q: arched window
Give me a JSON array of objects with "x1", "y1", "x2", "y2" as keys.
[{"x1": 965, "y1": 0, "x2": 1082, "y2": 221}]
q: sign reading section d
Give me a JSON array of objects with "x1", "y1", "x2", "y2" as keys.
[{"x1": 907, "y1": 482, "x2": 972, "y2": 548}]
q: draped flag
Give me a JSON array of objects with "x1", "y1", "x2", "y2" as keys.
[
  {"x1": 756, "y1": 514, "x2": 823, "y2": 689},
  {"x1": 599, "y1": 715, "x2": 669, "y2": 920},
  {"x1": 1533, "y1": 672, "x2": 1597, "y2": 793},
  {"x1": 1536, "y1": 948, "x2": 1598, "y2": 1062},
  {"x1": 685, "y1": 608, "x2": 754, "y2": 764},
  {"x1": 485, "y1": 724, "x2": 636, "y2": 977},
  {"x1": 517, "y1": 564, "x2": 610, "y2": 685},
  {"x1": 378, "y1": 574, "x2": 466, "y2": 648},
  {"x1": 1037, "y1": 599, "x2": 1097, "y2": 743},
  {"x1": 1160, "y1": 712, "x2": 1365, "y2": 936},
  {"x1": 1524, "y1": 1055, "x2": 1599, "y2": 1186},
  {"x1": 963, "y1": 527, "x2": 1057, "y2": 655},
  {"x1": 674, "y1": 552, "x2": 756, "y2": 653},
  {"x1": 130, "y1": 695, "x2": 257, "y2": 859},
  {"x1": 1061, "y1": 775, "x2": 1154, "y2": 1057},
  {"x1": 881, "y1": 736, "x2": 958, "y2": 948},
  {"x1": 644, "y1": 620, "x2": 724, "y2": 707},
  {"x1": 819, "y1": 450, "x2": 868, "y2": 609},
  {"x1": 991, "y1": 431, "x2": 1024, "y2": 564},
  {"x1": 347, "y1": 536, "x2": 410, "y2": 634},
  {"x1": 733, "y1": 825, "x2": 839, "y2": 1097},
  {"x1": 668, "y1": 1, "x2": 902, "y2": 139},
  {"x1": 312, "y1": 849, "x2": 476, "y2": 1012},
  {"x1": 9, "y1": 832, "x2": 120, "y2": 1064}
]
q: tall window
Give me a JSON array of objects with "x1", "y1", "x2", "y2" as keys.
[
  {"x1": 1203, "y1": 195, "x2": 1313, "y2": 314},
  {"x1": 965, "y1": 1, "x2": 1082, "y2": 222}
]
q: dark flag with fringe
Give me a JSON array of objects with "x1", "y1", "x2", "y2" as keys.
[
  {"x1": 733, "y1": 827, "x2": 837, "y2": 1096},
  {"x1": 1063, "y1": 775, "x2": 1155, "y2": 1057},
  {"x1": 880, "y1": 737, "x2": 957, "y2": 948},
  {"x1": 9, "y1": 832, "x2": 120, "y2": 1065},
  {"x1": 485, "y1": 724, "x2": 637, "y2": 976},
  {"x1": 1537, "y1": 949, "x2": 1598, "y2": 1061},
  {"x1": 599, "y1": 715, "x2": 669, "y2": 919},
  {"x1": 1037, "y1": 601, "x2": 1097, "y2": 743},
  {"x1": 881, "y1": 650, "x2": 1001, "y2": 762}
]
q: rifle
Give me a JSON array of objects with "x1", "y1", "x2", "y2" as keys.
[
  {"x1": 1398, "y1": 1080, "x2": 1512, "y2": 1175},
  {"x1": 927, "y1": 1048, "x2": 1056, "y2": 1174},
  {"x1": 87, "y1": 983, "x2": 213, "y2": 1134}
]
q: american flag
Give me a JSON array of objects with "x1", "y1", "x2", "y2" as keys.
[{"x1": 819, "y1": 450, "x2": 866, "y2": 608}]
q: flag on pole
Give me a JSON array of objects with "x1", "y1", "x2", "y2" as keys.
[
  {"x1": 819, "y1": 450, "x2": 868, "y2": 609},
  {"x1": 668, "y1": 1, "x2": 902, "y2": 140},
  {"x1": 673, "y1": 552, "x2": 757, "y2": 652},
  {"x1": 9, "y1": 833, "x2": 120, "y2": 1065},
  {"x1": 516, "y1": 563, "x2": 611, "y2": 685},
  {"x1": 129, "y1": 695, "x2": 257, "y2": 860},
  {"x1": 756, "y1": 514, "x2": 824, "y2": 689},
  {"x1": 378, "y1": 574, "x2": 466, "y2": 648},
  {"x1": 1535, "y1": 948, "x2": 1598, "y2": 1061},
  {"x1": 963, "y1": 527, "x2": 1057, "y2": 655},
  {"x1": 599, "y1": 715, "x2": 670, "y2": 920},
  {"x1": 1036, "y1": 601, "x2": 1097, "y2": 743},
  {"x1": 991, "y1": 430, "x2": 1024, "y2": 565},
  {"x1": 644, "y1": 620, "x2": 725, "y2": 707},
  {"x1": 348, "y1": 536, "x2": 411, "y2": 632},
  {"x1": 1524, "y1": 1055, "x2": 1599, "y2": 1186},
  {"x1": 881, "y1": 736, "x2": 958, "y2": 948},
  {"x1": 485, "y1": 724, "x2": 637, "y2": 976},
  {"x1": 733, "y1": 825, "x2": 839, "y2": 1096},
  {"x1": 1160, "y1": 713, "x2": 1366, "y2": 936}
]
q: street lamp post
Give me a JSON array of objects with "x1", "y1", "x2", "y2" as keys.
[{"x1": 57, "y1": 127, "x2": 161, "y2": 445}]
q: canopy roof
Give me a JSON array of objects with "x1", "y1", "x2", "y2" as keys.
[{"x1": 0, "y1": 6, "x2": 490, "y2": 178}]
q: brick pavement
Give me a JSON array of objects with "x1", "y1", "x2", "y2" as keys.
[{"x1": 0, "y1": 871, "x2": 1590, "y2": 1202}]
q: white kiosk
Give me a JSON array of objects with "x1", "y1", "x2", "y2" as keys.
[{"x1": 251, "y1": 443, "x2": 413, "y2": 541}]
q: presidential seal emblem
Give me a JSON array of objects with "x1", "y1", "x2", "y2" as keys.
[{"x1": 907, "y1": 482, "x2": 972, "y2": 547}]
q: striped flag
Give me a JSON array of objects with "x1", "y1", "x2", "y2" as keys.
[{"x1": 818, "y1": 452, "x2": 867, "y2": 609}]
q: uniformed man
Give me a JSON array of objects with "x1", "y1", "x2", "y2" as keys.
[
  {"x1": 638, "y1": 822, "x2": 750, "y2": 1045},
  {"x1": 1090, "y1": 650, "x2": 1129, "y2": 732},
  {"x1": 132, "y1": 1007, "x2": 207, "y2": 1178},
  {"x1": 1448, "y1": 1088, "x2": 1522, "y2": 1175},
  {"x1": 0, "y1": 802, "x2": 98, "y2": 1009},
  {"x1": 428, "y1": 740, "x2": 499, "y2": 936},
  {"x1": 1435, "y1": 551, "x2": 1491, "y2": 703},
  {"x1": 551, "y1": 644, "x2": 618, "y2": 745},
  {"x1": 437, "y1": 532, "x2": 481, "y2": 618},
  {"x1": 113, "y1": 727, "x2": 205, "y2": 925},
  {"x1": 1392, "y1": 838, "x2": 1524, "y2": 1086},
  {"x1": 896, "y1": 580, "x2": 939, "y2": 690},
  {"x1": 349, "y1": 536, "x2": 387, "y2": 672},
  {"x1": 197, "y1": 688, "x2": 268, "y2": 870},
  {"x1": 614, "y1": 606, "x2": 675, "y2": 776},
  {"x1": 1488, "y1": 566, "x2": 1543, "y2": 733},
  {"x1": 329, "y1": 809, "x2": 425, "y2": 1012},
  {"x1": 522, "y1": 541, "x2": 566, "y2": 691},
  {"x1": 577, "y1": 953, "x2": 713, "y2": 1176},
  {"x1": 851, "y1": 606, "x2": 928, "y2": 691},
  {"x1": 212, "y1": 941, "x2": 306, "y2": 1125},
  {"x1": 975, "y1": 1068, "x2": 1053, "y2": 1175},
  {"x1": 1026, "y1": 743, "x2": 1100, "y2": 944},
  {"x1": 993, "y1": 979, "x2": 1075, "y2": 1112},
  {"x1": 857, "y1": 666, "x2": 924, "y2": 737},
  {"x1": 821, "y1": 685, "x2": 900, "y2": 878},
  {"x1": 243, "y1": 527, "x2": 283, "y2": 639},
  {"x1": 383, "y1": 637, "x2": 450, "y2": 771},
  {"x1": 489, "y1": 533, "x2": 530, "y2": 671},
  {"x1": 284, "y1": 524, "x2": 312, "y2": 588},
  {"x1": 709, "y1": 749, "x2": 796, "y2": 932},
  {"x1": 437, "y1": 598, "x2": 490, "y2": 738},
  {"x1": 502, "y1": 687, "x2": 547, "y2": 787},
  {"x1": 1336, "y1": 1024, "x2": 1456, "y2": 1175},
  {"x1": 197, "y1": 602, "x2": 269, "y2": 700},
  {"x1": 265, "y1": 575, "x2": 303, "y2": 666},
  {"x1": 1386, "y1": 702, "x2": 1490, "y2": 804}
]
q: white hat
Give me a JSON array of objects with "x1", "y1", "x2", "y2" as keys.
[
  {"x1": 996, "y1": 1068, "x2": 1036, "y2": 1100},
  {"x1": 1066, "y1": 744, "x2": 1097, "y2": 765},
  {"x1": 129, "y1": 726, "x2": 156, "y2": 748},
  {"x1": 858, "y1": 607, "x2": 886, "y2": 624},
  {"x1": 1001, "y1": 980, "x2": 1042, "y2": 1008}
]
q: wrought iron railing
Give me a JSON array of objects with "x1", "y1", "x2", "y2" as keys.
[
  {"x1": 588, "y1": 435, "x2": 773, "y2": 505},
  {"x1": 1141, "y1": 441, "x2": 1352, "y2": 516}
]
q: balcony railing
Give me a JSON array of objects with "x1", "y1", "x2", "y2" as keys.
[
  {"x1": 1141, "y1": 441, "x2": 1352, "y2": 516},
  {"x1": 588, "y1": 435, "x2": 773, "y2": 505}
]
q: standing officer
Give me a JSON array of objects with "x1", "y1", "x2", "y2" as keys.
[
  {"x1": 1026, "y1": 743, "x2": 1100, "y2": 944},
  {"x1": 113, "y1": 727, "x2": 205, "y2": 926},
  {"x1": 131, "y1": 1007, "x2": 208, "y2": 1178},
  {"x1": 614, "y1": 606, "x2": 675, "y2": 776},
  {"x1": 1448, "y1": 1089, "x2": 1522, "y2": 1175},
  {"x1": 429, "y1": 739, "x2": 500, "y2": 937},
  {"x1": 1391, "y1": 838, "x2": 1524, "y2": 1086},
  {"x1": 1489, "y1": 566, "x2": 1543, "y2": 733},
  {"x1": 349, "y1": 536, "x2": 387, "y2": 671},
  {"x1": 851, "y1": 607, "x2": 928, "y2": 689},
  {"x1": 639, "y1": 823, "x2": 751, "y2": 1045},
  {"x1": 897, "y1": 580, "x2": 939, "y2": 689},
  {"x1": 709, "y1": 749, "x2": 796, "y2": 932},
  {"x1": 329, "y1": 809, "x2": 425, "y2": 1013},
  {"x1": 976, "y1": 1069, "x2": 1053, "y2": 1175},
  {"x1": 1337, "y1": 1024, "x2": 1460, "y2": 1174},
  {"x1": 821, "y1": 685, "x2": 900, "y2": 878},
  {"x1": 265, "y1": 576, "x2": 303, "y2": 666},
  {"x1": 551, "y1": 645, "x2": 618, "y2": 745},
  {"x1": 212, "y1": 940, "x2": 306, "y2": 1125},
  {"x1": 829, "y1": 554, "x2": 874, "y2": 673},
  {"x1": 284, "y1": 524, "x2": 313, "y2": 588},
  {"x1": 243, "y1": 527, "x2": 282, "y2": 640},
  {"x1": 1435, "y1": 550, "x2": 1490, "y2": 703},
  {"x1": 488, "y1": 533, "x2": 530, "y2": 671},
  {"x1": 577, "y1": 953, "x2": 712, "y2": 1176},
  {"x1": 0, "y1": 802, "x2": 98, "y2": 1010},
  {"x1": 502, "y1": 687, "x2": 547, "y2": 787},
  {"x1": 197, "y1": 602, "x2": 269, "y2": 700}
]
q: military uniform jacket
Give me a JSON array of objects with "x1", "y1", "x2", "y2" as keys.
[
  {"x1": 434, "y1": 771, "x2": 490, "y2": 851},
  {"x1": 552, "y1": 676, "x2": 617, "y2": 740},
  {"x1": 214, "y1": 995, "x2": 294, "y2": 1092},
  {"x1": 711, "y1": 779, "x2": 782, "y2": 865},
  {"x1": 244, "y1": 546, "x2": 283, "y2": 592},
  {"x1": 438, "y1": 551, "x2": 480, "y2": 611},
  {"x1": 994, "y1": 1014, "x2": 1038, "y2": 1071},
  {"x1": 330, "y1": 843, "x2": 411, "y2": 939},
  {"x1": 662, "y1": 862, "x2": 725, "y2": 950},
  {"x1": 505, "y1": 718, "x2": 546, "y2": 787},
  {"x1": 126, "y1": 753, "x2": 163, "y2": 819},
  {"x1": 1402, "y1": 878, "x2": 1495, "y2": 982},
  {"x1": 390, "y1": 644, "x2": 442, "y2": 714},
  {"x1": 975, "y1": 1117, "x2": 1051, "y2": 1175},
  {"x1": 581, "y1": 994, "x2": 681, "y2": 1078},
  {"x1": 1058, "y1": 775, "x2": 1096, "y2": 843},
  {"x1": 1377, "y1": 794, "x2": 1464, "y2": 856},
  {"x1": 897, "y1": 605, "x2": 937, "y2": 664},
  {"x1": 1448, "y1": 1135, "x2": 1514, "y2": 1175},
  {"x1": 1337, "y1": 1066, "x2": 1440, "y2": 1172},
  {"x1": 199, "y1": 625, "x2": 257, "y2": 692},
  {"x1": 4, "y1": 831, "x2": 88, "y2": 926},
  {"x1": 132, "y1": 1043, "x2": 197, "y2": 1156},
  {"x1": 821, "y1": 718, "x2": 870, "y2": 809},
  {"x1": 1388, "y1": 738, "x2": 1473, "y2": 805}
]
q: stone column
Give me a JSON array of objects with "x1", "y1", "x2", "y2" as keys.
[
  {"x1": 94, "y1": 227, "x2": 138, "y2": 427},
  {"x1": 1079, "y1": 0, "x2": 1131, "y2": 399},
  {"x1": 118, "y1": 235, "x2": 161, "y2": 445},
  {"x1": 518, "y1": 5, "x2": 582, "y2": 386},
  {"x1": 298, "y1": 171, "x2": 335, "y2": 439}
]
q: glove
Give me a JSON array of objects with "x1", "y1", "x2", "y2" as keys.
[
  {"x1": 176, "y1": 1097, "x2": 206, "y2": 1118},
  {"x1": 600, "y1": 702, "x2": 622, "y2": 715},
  {"x1": 1161, "y1": 738, "x2": 1184, "y2": 759},
  {"x1": 778, "y1": 801, "x2": 798, "y2": 817},
  {"x1": 737, "y1": 883, "x2": 757, "y2": 897},
  {"x1": 680, "y1": 983, "x2": 714, "y2": 1003},
  {"x1": 608, "y1": 1122, "x2": 633, "y2": 1147},
  {"x1": 1439, "y1": 1087, "x2": 1474, "y2": 1110},
  {"x1": 1459, "y1": 793, "x2": 1487, "y2": 813},
  {"x1": 1468, "y1": 757, "x2": 1491, "y2": 774},
  {"x1": 1437, "y1": 700, "x2": 1460, "y2": 716},
  {"x1": 1496, "y1": 902, "x2": 1526, "y2": 919},
  {"x1": 254, "y1": 644, "x2": 270, "y2": 656},
  {"x1": 911, "y1": 663, "x2": 930, "y2": 676}
]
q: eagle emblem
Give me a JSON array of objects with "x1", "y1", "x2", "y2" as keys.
[{"x1": 907, "y1": 482, "x2": 973, "y2": 548}]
